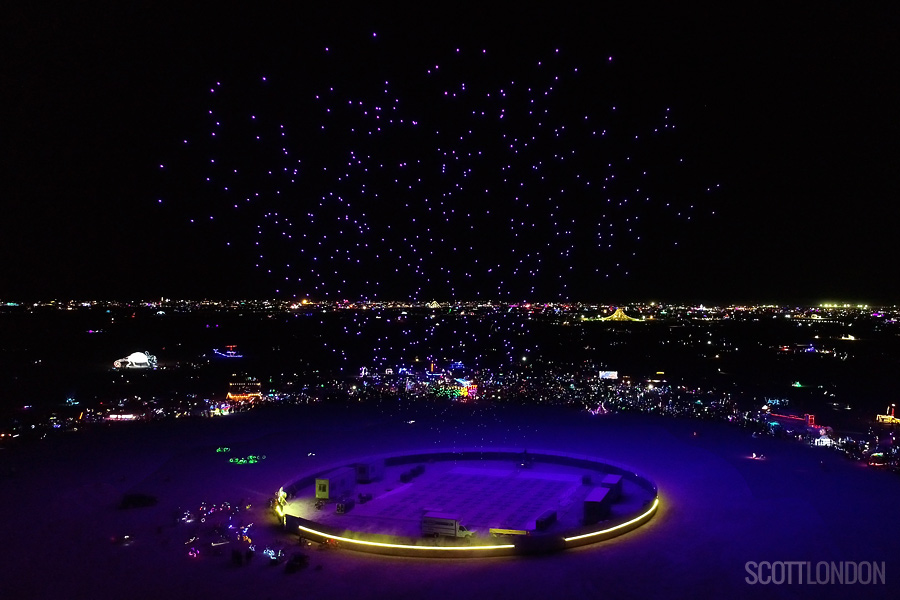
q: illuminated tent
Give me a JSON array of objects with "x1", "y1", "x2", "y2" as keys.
[{"x1": 600, "y1": 308, "x2": 642, "y2": 321}]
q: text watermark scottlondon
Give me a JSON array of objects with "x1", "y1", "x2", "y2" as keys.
[{"x1": 745, "y1": 561, "x2": 885, "y2": 585}]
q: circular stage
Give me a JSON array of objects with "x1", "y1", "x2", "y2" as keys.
[{"x1": 276, "y1": 448, "x2": 659, "y2": 557}]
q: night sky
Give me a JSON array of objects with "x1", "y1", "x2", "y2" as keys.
[{"x1": 5, "y1": 5, "x2": 900, "y2": 303}]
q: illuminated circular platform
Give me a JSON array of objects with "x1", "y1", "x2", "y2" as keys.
[{"x1": 277, "y1": 448, "x2": 658, "y2": 557}]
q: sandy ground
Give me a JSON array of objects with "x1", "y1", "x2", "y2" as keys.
[{"x1": 1, "y1": 404, "x2": 897, "y2": 600}]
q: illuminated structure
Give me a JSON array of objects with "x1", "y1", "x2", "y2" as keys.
[
  {"x1": 113, "y1": 351, "x2": 157, "y2": 369},
  {"x1": 766, "y1": 412, "x2": 813, "y2": 427},
  {"x1": 105, "y1": 413, "x2": 138, "y2": 421},
  {"x1": 457, "y1": 379, "x2": 478, "y2": 399},
  {"x1": 600, "y1": 307, "x2": 642, "y2": 321},
  {"x1": 431, "y1": 377, "x2": 478, "y2": 400},
  {"x1": 226, "y1": 376, "x2": 262, "y2": 402},
  {"x1": 766, "y1": 412, "x2": 833, "y2": 436},
  {"x1": 449, "y1": 378, "x2": 478, "y2": 399},
  {"x1": 213, "y1": 345, "x2": 243, "y2": 358},
  {"x1": 581, "y1": 308, "x2": 642, "y2": 322},
  {"x1": 876, "y1": 404, "x2": 898, "y2": 424},
  {"x1": 868, "y1": 453, "x2": 887, "y2": 467}
]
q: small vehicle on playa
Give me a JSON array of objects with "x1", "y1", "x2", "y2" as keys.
[{"x1": 422, "y1": 512, "x2": 475, "y2": 538}]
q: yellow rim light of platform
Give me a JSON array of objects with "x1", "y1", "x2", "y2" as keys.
[
  {"x1": 564, "y1": 497, "x2": 659, "y2": 542},
  {"x1": 297, "y1": 525, "x2": 514, "y2": 551}
]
